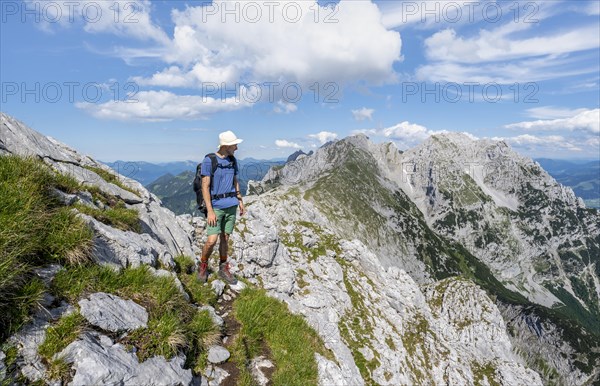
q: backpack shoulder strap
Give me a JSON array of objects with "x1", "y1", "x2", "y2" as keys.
[{"x1": 206, "y1": 153, "x2": 218, "y2": 175}]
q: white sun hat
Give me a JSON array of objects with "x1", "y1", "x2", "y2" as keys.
[{"x1": 218, "y1": 130, "x2": 243, "y2": 148}]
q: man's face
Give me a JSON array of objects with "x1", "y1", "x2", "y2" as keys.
[{"x1": 226, "y1": 144, "x2": 238, "y2": 155}]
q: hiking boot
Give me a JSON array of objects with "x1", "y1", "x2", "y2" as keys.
[
  {"x1": 218, "y1": 261, "x2": 237, "y2": 285},
  {"x1": 197, "y1": 262, "x2": 209, "y2": 283}
]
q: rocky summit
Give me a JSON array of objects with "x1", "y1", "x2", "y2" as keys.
[{"x1": 1, "y1": 112, "x2": 598, "y2": 385}]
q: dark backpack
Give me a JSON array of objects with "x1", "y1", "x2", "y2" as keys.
[{"x1": 193, "y1": 153, "x2": 237, "y2": 215}]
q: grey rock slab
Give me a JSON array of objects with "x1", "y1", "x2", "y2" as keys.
[
  {"x1": 51, "y1": 161, "x2": 142, "y2": 204},
  {"x1": 58, "y1": 331, "x2": 193, "y2": 386},
  {"x1": 79, "y1": 212, "x2": 168, "y2": 269},
  {"x1": 135, "y1": 199, "x2": 195, "y2": 258},
  {"x1": 0, "y1": 351, "x2": 6, "y2": 382},
  {"x1": 7, "y1": 302, "x2": 75, "y2": 383},
  {"x1": 204, "y1": 365, "x2": 230, "y2": 386},
  {"x1": 250, "y1": 356, "x2": 274, "y2": 386},
  {"x1": 1, "y1": 113, "x2": 79, "y2": 163},
  {"x1": 78, "y1": 292, "x2": 148, "y2": 332},
  {"x1": 229, "y1": 280, "x2": 247, "y2": 293},
  {"x1": 207, "y1": 346, "x2": 230, "y2": 364},
  {"x1": 316, "y1": 353, "x2": 353, "y2": 386},
  {"x1": 33, "y1": 264, "x2": 64, "y2": 286},
  {"x1": 211, "y1": 280, "x2": 226, "y2": 297}
]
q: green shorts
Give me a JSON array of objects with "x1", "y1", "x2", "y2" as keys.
[{"x1": 207, "y1": 206, "x2": 237, "y2": 236}]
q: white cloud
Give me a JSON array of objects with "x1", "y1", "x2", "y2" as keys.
[
  {"x1": 492, "y1": 134, "x2": 583, "y2": 151},
  {"x1": 308, "y1": 131, "x2": 338, "y2": 144},
  {"x1": 584, "y1": 1, "x2": 600, "y2": 15},
  {"x1": 274, "y1": 100, "x2": 298, "y2": 114},
  {"x1": 352, "y1": 107, "x2": 374, "y2": 121},
  {"x1": 381, "y1": 121, "x2": 439, "y2": 141},
  {"x1": 525, "y1": 106, "x2": 589, "y2": 119},
  {"x1": 505, "y1": 109, "x2": 600, "y2": 134},
  {"x1": 135, "y1": 1, "x2": 401, "y2": 89},
  {"x1": 75, "y1": 90, "x2": 250, "y2": 121},
  {"x1": 275, "y1": 139, "x2": 301, "y2": 149},
  {"x1": 424, "y1": 25, "x2": 599, "y2": 64},
  {"x1": 417, "y1": 18, "x2": 600, "y2": 84},
  {"x1": 586, "y1": 137, "x2": 600, "y2": 147},
  {"x1": 352, "y1": 121, "x2": 446, "y2": 149},
  {"x1": 27, "y1": 0, "x2": 169, "y2": 44}
]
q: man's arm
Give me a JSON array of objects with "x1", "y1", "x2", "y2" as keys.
[
  {"x1": 234, "y1": 175, "x2": 245, "y2": 216},
  {"x1": 202, "y1": 175, "x2": 218, "y2": 225}
]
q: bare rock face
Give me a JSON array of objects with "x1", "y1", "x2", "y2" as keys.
[
  {"x1": 246, "y1": 132, "x2": 599, "y2": 385},
  {"x1": 78, "y1": 292, "x2": 148, "y2": 332}
]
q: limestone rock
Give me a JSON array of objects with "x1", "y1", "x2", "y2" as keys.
[
  {"x1": 78, "y1": 292, "x2": 148, "y2": 332},
  {"x1": 203, "y1": 365, "x2": 230, "y2": 385},
  {"x1": 207, "y1": 346, "x2": 230, "y2": 364},
  {"x1": 0, "y1": 351, "x2": 6, "y2": 382},
  {"x1": 211, "y1": 280, "x2": 226, "y2": 296},
  {"x1": 250, "y1": 356, "x2": 274, "y2": 386},
  {"x1": 58, "y1": 331, "x2": 192, "y2": 386}
]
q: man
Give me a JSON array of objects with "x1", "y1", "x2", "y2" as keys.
[{"x1": 197, "y1": 130, "x2": 245, "y2": 284}]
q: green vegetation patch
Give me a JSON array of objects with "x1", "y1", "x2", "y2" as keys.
[
  {"x1": 472, "y1": 361, "x2": 500, "y2": 386},
  {"x1": 279, "y1": 221, "x2": 341, "y2": 262},
  {"x1": 232, "y1": 287, "x2": 333, "y2": 386},
  {"x1": 74, "y1": 201, "x2": 141, "y2": 233},
  {"x1": 50, "y1": 263, "x2": 220, "y2": 369},
  {"x1": 337, "y1": 260, "x2": 381, "y2": 385},
  {"x1": 38, "y1": 312, "x2": 86, "y2": 359},
  {"x1": 0, "y1": 155, "x2": 93, "y2": 340},
  {"x1": 173, "y1": 255, "x2": 218, "y2": 307}
]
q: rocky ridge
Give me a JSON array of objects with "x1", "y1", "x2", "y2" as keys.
[{"x1": 2, "y1": 112, "x2": 598, "y2": 385}]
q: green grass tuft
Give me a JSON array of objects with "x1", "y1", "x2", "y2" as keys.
[
  {"x1": 232, "y1": 287, "x2": 333, "y2": 386},
  {"x1": 38, "y1": 312, "x2": 86, "y2": 360},
  {"x1": 174, "y1": 255, "x2": 218, "y2": 307},
  {"x1": 0, "y1": 155, "x2": 94, "y2": 339},
  {"x1": 74, "y1": 202, "x2": 141, "y2": 233}
]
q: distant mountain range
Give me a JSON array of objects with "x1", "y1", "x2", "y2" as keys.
[
  {"x1": 105, "y1": 156, "x2": 600, "y2": 214},
  {"x1": 141, "y1": 158, "x2": 286, "y2": 215},
  {"x1": 534, "y1": 158, "x2": 599, "y2": 208}
]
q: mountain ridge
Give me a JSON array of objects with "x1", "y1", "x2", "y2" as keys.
[{"x1": 2, "y1": 112, "x2": 599, "y2": 385}]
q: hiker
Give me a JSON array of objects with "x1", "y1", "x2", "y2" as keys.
[{"x1": 197, "y1": 130, "x2": 245, "y2": 285}]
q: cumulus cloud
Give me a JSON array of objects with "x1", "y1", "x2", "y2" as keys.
[
  {"x1": 308, "y1": 131, "x2": 338, "y2": 144},
  {"x1": 275, "y1": 139, "x2": 301, "y2": 149},
  {"x1": 352, "y1": 121, "x2": 448, "y2": 149},
  {"x1": 75, "y1": 90, "x2": 250, "y2": 121},
  {"x1": 135, "y1": 1, "x2": 401, "y2": 89},
  {"x1": 505, "y1": 109, "x2": 600, "y2": 134},
  {"x1": 64, "y1": 0, "x2": 402, "y2": 120},
  {"x1": 352, "y1": 107, "x2": 374, "y2": 121},
  {"x1": 274, "y1": 100, "x2": 298, "y2": 114},
  {"x1": 381, "y1": 121, "x2": 441, "y2": 141}
]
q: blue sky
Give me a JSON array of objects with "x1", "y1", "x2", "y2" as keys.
[{"x1": 1, "y1": 0, "x2": 599, "y2": 162}]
